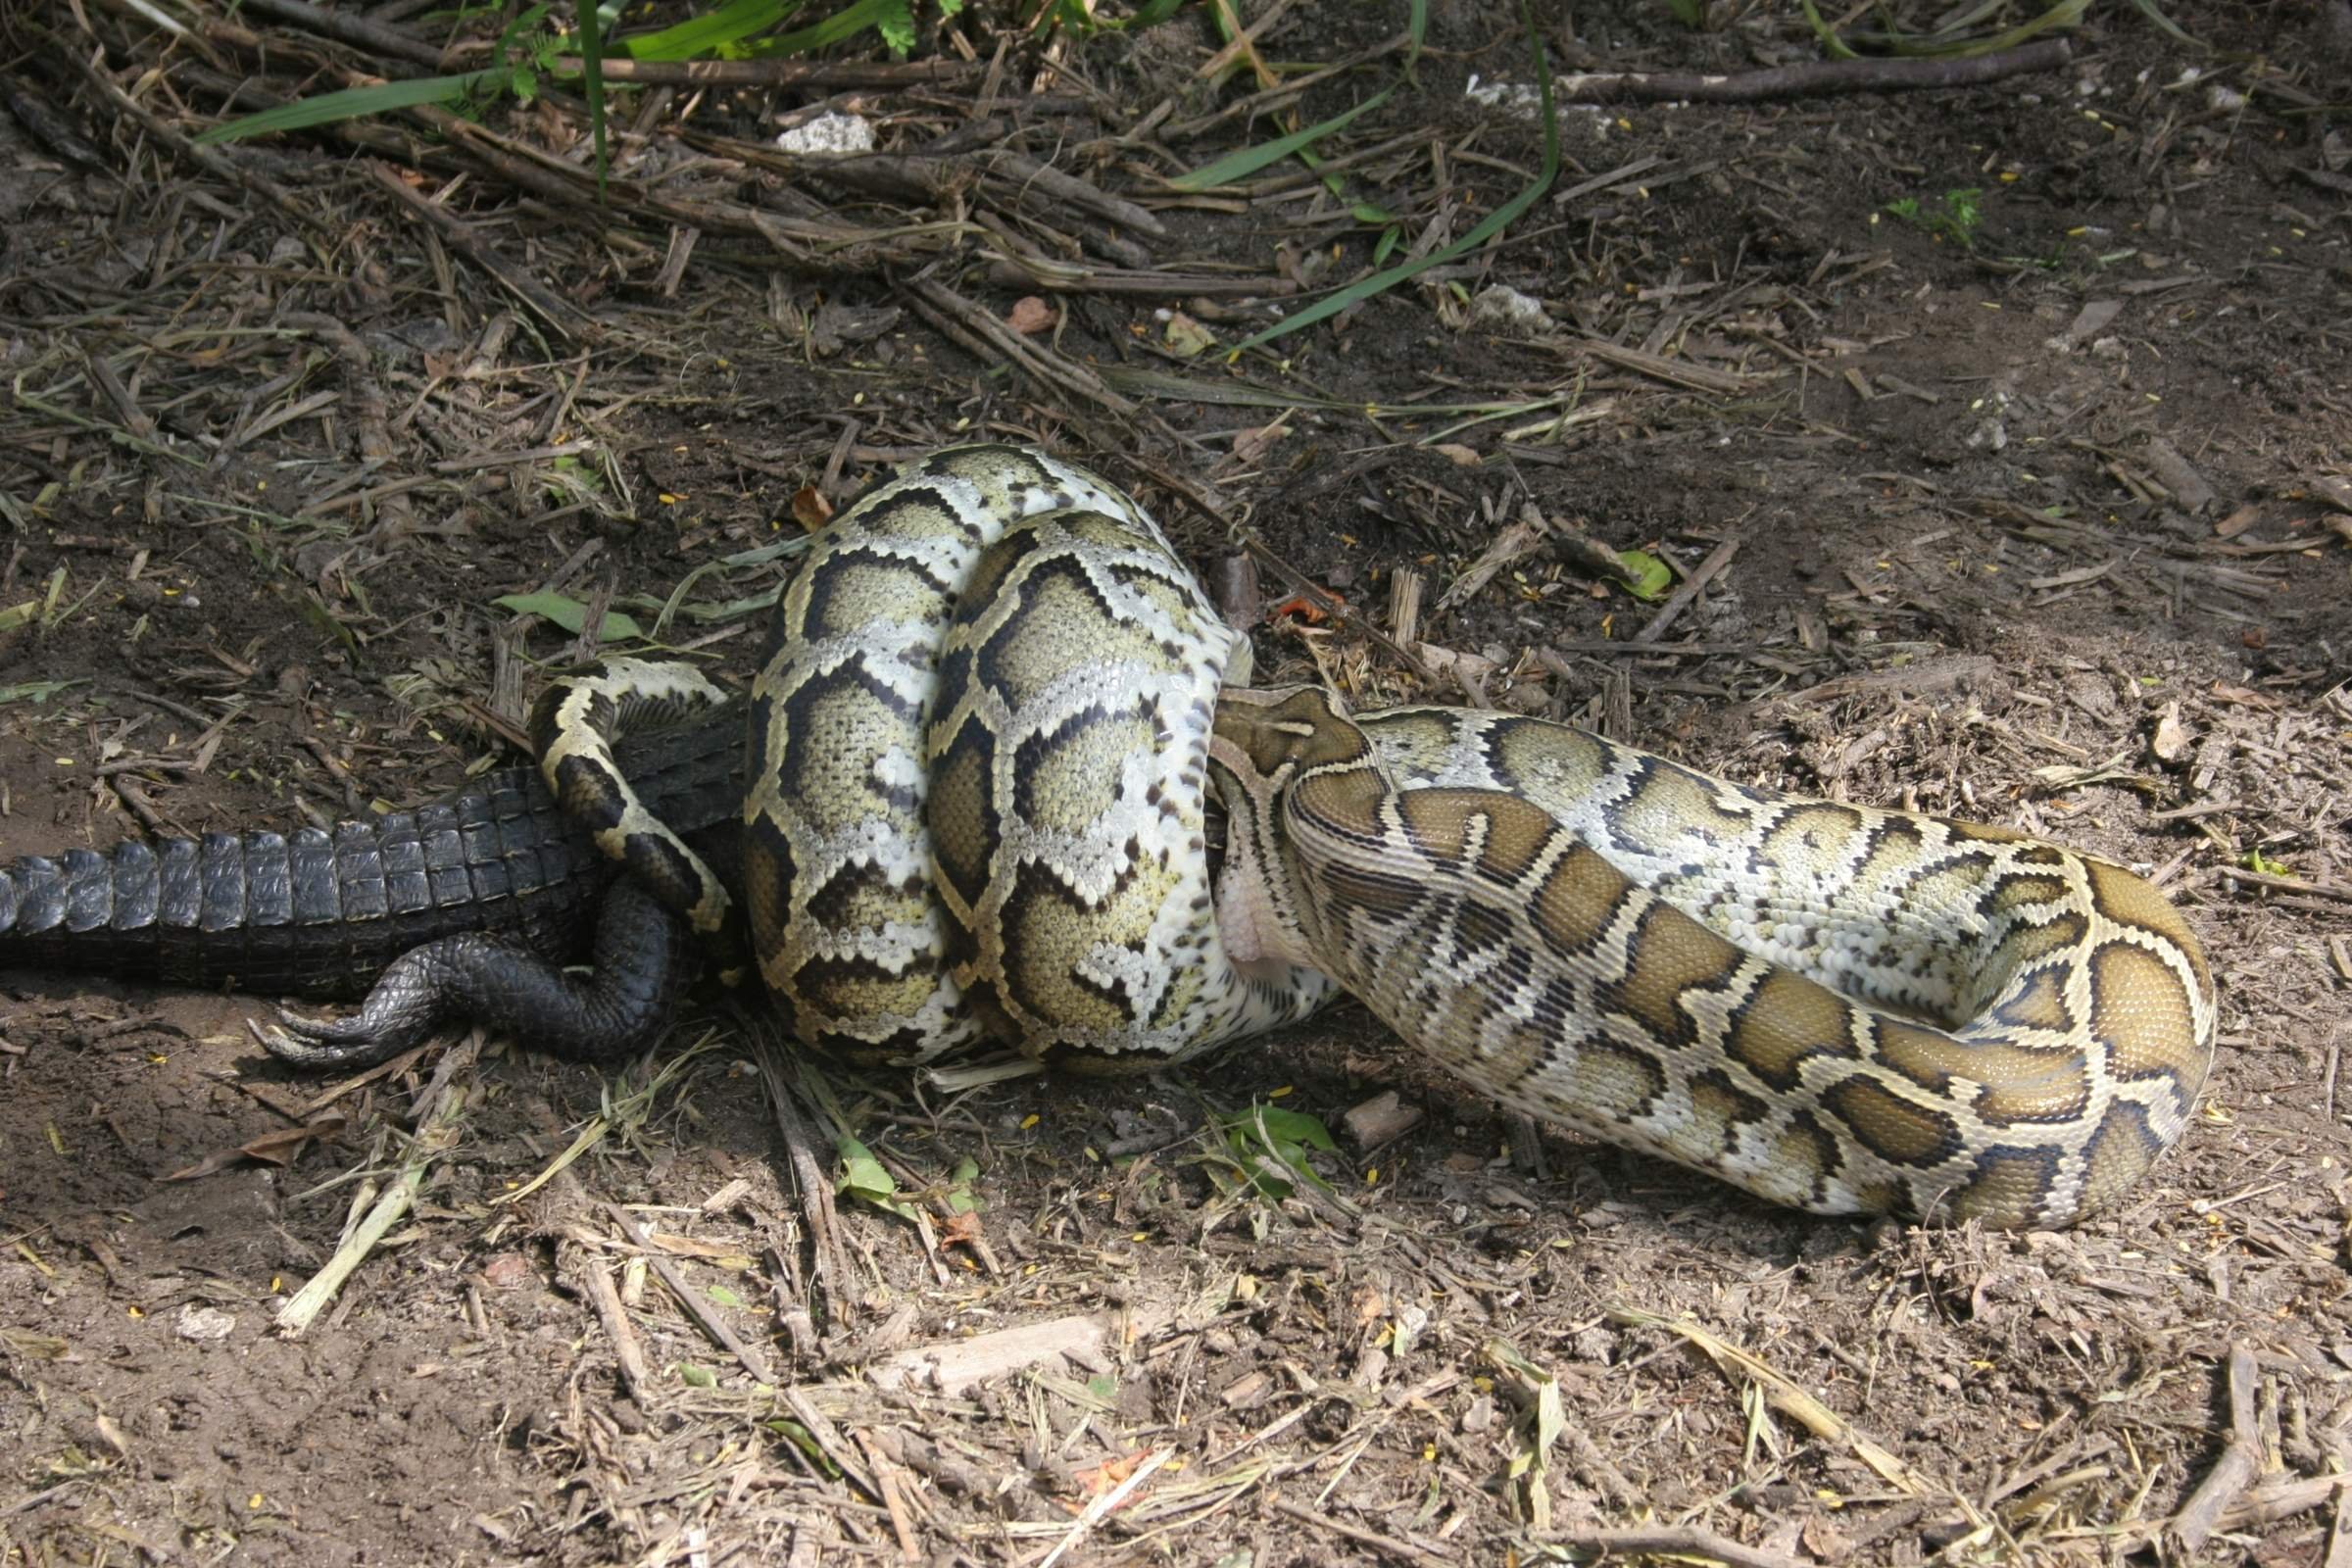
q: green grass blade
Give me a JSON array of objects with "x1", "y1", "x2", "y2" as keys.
[
  {"x1": 745, "y1": 0, "x2": 903, "y2": 55},
  {"x1": 575, "y1": 0, "x2": 608, "y2": 194},
  {"x1": 615, "y1": 0, "x2": 802, "y2": 60},
  {"x1": 1174, "y1": 90, "x2": 1393, "y2": 189},
  {"x1": 1796, "y1": 0, "x2": 1860, "y2": 60},
  {"x1": 1174, "y1": 0, "x2": 1423, "y2": 190},
  {"x1": 194, "y1": 72, "x2": 493, "y2": 144},
  {"x1": 1228, "y1": 0, "x2": 1552, "y2": 356},
  {"x1": 1915, "y1": 0, "x2": 2085, "y2": 56},
  {"x1": 2127, "y1": 0, "x2": 2207, "y2": 49}
]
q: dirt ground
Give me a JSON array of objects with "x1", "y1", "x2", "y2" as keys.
[{"x1": 2, "y1": 1, "x2": 2350, "y2": 1563}]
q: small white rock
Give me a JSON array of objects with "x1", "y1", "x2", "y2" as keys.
[
  {"x1": 775, "y1": 112, "x2": 874, "y2": 156},
  {"x1": 1466, "y1": 283, "x2": 1550, "y2": 335},
  {"x1": 175, "y1": 1303, "x2": 236, "y2": 1342}
]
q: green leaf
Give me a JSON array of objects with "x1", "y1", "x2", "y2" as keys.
[
  {"x1": 0, "y1": 679, "x2": 82, "y2": 705},
  {"x1": 194, "y1": 73, "x2": 495, "y2": 144},
  {"x1": 762, "y1": 1418, "x2": 839, "y2": 1473},
  {"x1": 708, "y1": 1284, "x2": 746, "y2": 1308},
  {"x1": 1252, "y1": 1106, "x2": 1337, "y2": 1152},
  {"x1": 2127, "y1": 0, "x2": 2206, "y2": 49},
  {"x1": 745, "y1": 0, "x2": 905, "y2": 56},
  {"x1": 1217, "y1": 1101, "x2": 1338, "y2": 1199},
  {"x1": 574, "y1": 0, "x2": 609, "y2": 194},
  {"x1": 678, "y1": 1362, "x2": 718, "y2": 1388},
  {"x1": 492, "y1": 592, "x2": 647, "y2": 642},
  {"x1": 836, "y1": 1136, "x2": 920, "y2": 1220},
  {"x1": 1174, "y1": 0, "x2": 1423, "y2": 190},
  {"x1": 947, "y1": 1156, "x2": 981, "y2": 1214},
  {"x1": 1796, "y1": 0, "x2": 1861, "y2": 59},
  {"x1": 1612, "y1": 549, "x2": 1672, "y2": 600},
  {"x1": 614, "y1": 0, "x2": 802, "y2": 59},
  {"x1": 1227, "y1": 0, "x2": 1551, "y2": 354}
]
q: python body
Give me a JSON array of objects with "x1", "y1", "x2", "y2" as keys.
[{"x1": 272, "y1": 446, "x2": 2214, "y2": 1224}]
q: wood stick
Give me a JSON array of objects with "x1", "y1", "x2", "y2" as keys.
[
  {"x1": 605, "y1": 1201, "x2": 776, "y2": 1386},
  {"x1": 1542, "y1": 1524, "x2": 1808, "y2": 1568},
  {"x1": 580, "y1": 1253, "x2": 651, "y2": 1398},
  {"x1": 363, "y1": 161, "x2": 600, "y2": 341},
  {"x1": 1268, "y1": 1499, "x2": 1450, "y2": 1568},
  {"x1": 1554, "y1": 38, "x2": 2071, "y2": 105},
  {"x1": 1634, "y1": 533, "x2": 1741, "y2": 644},
  {"x1": 2170, "y1": 1344, "x2": 2266, "y2": 1556},
  {"x1": 234, "y1": 0, "x2": 449, "y2": 69}
]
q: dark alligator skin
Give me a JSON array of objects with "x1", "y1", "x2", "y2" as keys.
[{"x1": 0, "y1": 712, "x2": 745, "y2": 1064}]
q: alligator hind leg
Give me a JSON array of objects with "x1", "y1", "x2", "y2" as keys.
[{"x1": 262, "y1": 878, "x2": 694, "y2": 1070}]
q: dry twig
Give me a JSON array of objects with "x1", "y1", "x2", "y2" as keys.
[{"x1": 1556, "y1": 38, "x2": 2072, "y2": 104}]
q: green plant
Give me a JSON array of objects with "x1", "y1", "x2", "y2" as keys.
[
  {"x1": 1203, "y1": 1101, "x2": 1338, "y2": 1200},
  {"x1": 193, "y1": 0, "x2": 972, "y2": 164},
  {"x1": 1884, "y1": 187, "x2": 1984, "y2": 247}
]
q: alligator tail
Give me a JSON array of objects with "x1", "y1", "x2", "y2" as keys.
[{"x1": 0, "y1": 768, "x2": 612, "y2": 1001}]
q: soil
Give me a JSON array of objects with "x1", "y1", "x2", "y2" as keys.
[{"x1": 2, "y1": 3, "x2": 2350, "y2": 1564}]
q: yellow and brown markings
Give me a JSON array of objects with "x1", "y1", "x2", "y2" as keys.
[
  {"x1": 740, "y1": 807, "x2": 796, "y2": 973},
  {"x1": 923, "y1": 724, "x2": 999, "y2": 915},
  {"x1": 2075, "y1": 1100, "x2": 2164, "y2": 1214},
  {"x1": 1307, "y1": 858, "x2": 1429, "y2": 924},
  {"x1": 1530, "y1": 844, "x2": 1637, "y2": 955},
  {"x1": 1987, "y1": 963, "x2": 2077, "y2": 1035},
  {"x1": 968, "y1": 570, "x2": 1168, "y2": 716},
  {"x1": 1947, "y1": 1144, "x2": 2063, "y2": 1225},
  {"x1": 1946, "y1": 818, "x2": 2033, "y2": 845},
  {"x1": 1477, "y1": 1021, "x2": 1557, "y2": 1098},
  {"x1": 799, "y1": 858, "x2": 927, "y2": 951},
  {"x1": 1771, "y1": 1112, "x2": 1848, "y2": 1211},
  {"x1": 794, "y1": 549, "x2": 955, "y2": 641},
  {"x1": 1981, "y1": 870, "x2": 2074, "y2": 918},
  {"x1": 1395, "y1": 790, "x2": 1559, "y2": 888},
  {"x1": 1355, "y1": 710, "x2": 1475, "y2": 783},
  {"x1": 1600, "y1": 903, "x2": 1747, "y2": 1049},
  {"x1": 1546, "y1": 1032, "x2": 1669, "y2": 1126},
  {"x1": 2083, "y1": 858, "x2": 2214, "y2": 994},
  {"x1": 1012, "y1": 703, "x2": 1162, "y2": 837},
  {"x1": 770, "y1": 667, "x2": 921, "y2": 833},
  {"x1": 1753, "y1": 803, "x2": 1871, "y2": 875},
  {"x1": 2088, "y1": 940, "x2": 2209, "y2": 1086},
  {"x1": 1215, "y1": 688, "x2": 1369, "y2": 780},
  {"x1": 1486, "y1": 717, "x2": 1612, "y2": 804},
  {"x1": 1681, "y1": 1068, "x2": 1771, "y2": 1157},
  {"x1": 1882, "y1": 850, "x2": 2002, "y2": 924},
  {"x1": 1982, "y1": 910, "x2": 2091, "y2": 976},
  {"x1": 1000, "y1": 858, "x2": 1152, "y2": 1034},
  {"x1": 1820, "y1": 1073, "x2": 1964, "y2": 1168},
  {"x1": 1724, "y1": 968, "x2": 1864, "y2": 1091},
  {"x1": 1872, "y1": 1017, "x2": 2089, "y2": 1124},
  {"x1": 1603, "y1": 758, "x2": 1752, "y2": 860}
]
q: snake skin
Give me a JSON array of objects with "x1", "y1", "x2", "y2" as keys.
[
  {"x1": 1211, "y1": 689, "x2": 2218, "y2": 1227},
  {"x1": 540, "y1": 445, "x2": 2218, "y2": 1226}
]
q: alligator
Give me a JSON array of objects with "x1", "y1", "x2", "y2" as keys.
[{"x1": 0, "y1": 714, "x2": 745, "y2": 1069}]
